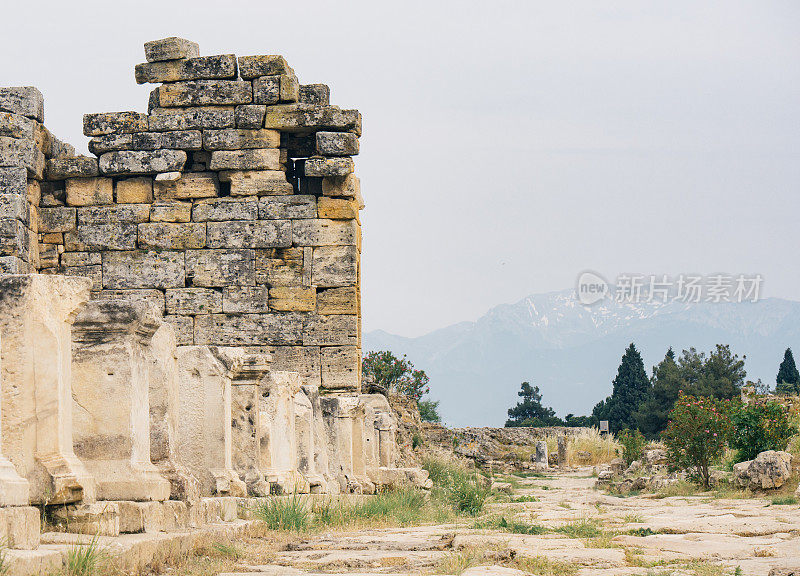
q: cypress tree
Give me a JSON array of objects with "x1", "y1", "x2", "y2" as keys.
[
  {"x1": 776, "y1": 348, "x2": 800, "y2": 395},
  {"x1": 633, "y1": 348, "x2": 682, "y2": 438},
  {"x1": 603, "y1": 343, "x2": 651, "y2": 433}
]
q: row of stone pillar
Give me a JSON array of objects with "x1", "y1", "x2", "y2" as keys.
[{"x1": 0, "y1": 274, "x2": 400, "y2": 529}]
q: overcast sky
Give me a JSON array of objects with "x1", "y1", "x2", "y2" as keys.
[{"x1": 3, "y1": 1, "x2": 799, "y2": 337}]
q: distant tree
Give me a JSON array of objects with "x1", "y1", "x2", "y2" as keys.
[
  {"x1": 418, "y1": 399, "x2": 442, "y2": 423},
  {"x1": 563, "y1": 413, "x2": 593, "y2": 427},
  {"x1": 633, "y1": 348, "x2": 682, "y2": 438},
  {"x1": 505, "y1": 382, "x2": 559, "y2": 427},
  {"x1": 362, "y1": 350, "x2": 430, "y2": 402},
  {"x1": 696, "y1": 344, "x2": 746, "y2": 400},
  {"x1": 776, "y1": 348, "x2": 800, "y2": 395},
  {"x1": 593, "y1": 343, "x2": 650, "y2": 433}
]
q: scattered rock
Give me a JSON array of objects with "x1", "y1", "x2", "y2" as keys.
[{"x1": 733, "y1": 451, "x2": 793, "y2": 490}]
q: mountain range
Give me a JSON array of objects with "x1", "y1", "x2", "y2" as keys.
[{"x1": 364, "y1": 291, "x2": 800, "y2": 427}]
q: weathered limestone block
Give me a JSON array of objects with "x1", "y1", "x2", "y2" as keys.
[
  {"x1": 83, "y1": 112, "x2": 148, "y2": 137},
  {"x1": 0, "y1": 275, "x2": 96, "y2": 504},
  {"x1": 138, "y1": 222, "x2": 206, "y2": 250},
  {"x1": 0, "y1": 332, "x2": 30, "y2": 507},
  {"x1": 46, "y1": 156, "x2": 98, "y2": 180},
  {"x1": 733, "y1": 450, "x2": 793, "y2": 490},
  {"x1": 235, "y1": 105, "x2": 267, "y2": 129},
  {"x1": 98, "y1": 150, "x2": 187, "y2": 175},
  {"x1": 0, "y1": 167, "x2": 27, "y2": 196},
  {"x1": 194, "y1": 313, "x2": 304, "y2": 346},
  {"x1": 0, "y1": 195, "x2": 26, "y2": 226},
  {"x1": 166, "y1": 287, "x2": 222, "y2": 315},
  {"x1": 264, "y1": 104, "x2": 362, "y2": 135},
  {"x1": 533, "y1": 441, "x2": 549, "y2": 469},
  {"x1": 193, "y1": 197, "x2": 257, "y2": 222},
  {"x1": 227, "y1": 352, "x2": 271, "y2": 496},
  {"x1": 255, "y1": 247, "x2": 305, "y2": 286},
  {"x1": 65, "y1": 223, "x2": 138, "y2": 252},
  {"x1": 148, "y1": 322, "x2": 200, "y2": 502},
  {"x1": 135, "y1": 54, "x2": 237, "y2": 84},
  {"x1": 88, "y1": 133, "x2": 134, "y2": 155},
  {"x1": 124, "y1": 130, "x2": 203, "y2": 151},
  {"x1": 0, "y1": 506, "x2": 40, "y2": 549},
  {"x1": 149, "y1": 107, "x2": 235, "y2": 131},
  {"x1": 65, "y1": 177, "x2": 114, "y2": 206},
  {"x1": 312, "y1": 245, "x2": 358, "y2": 287},
  {"x1": 316, "y1": 132, "x2": 359, "y2": 156},
  {"x1": 0, "y1": 87, "x2": 44, "y2": 122},
  {"x1": 259, "y1": 195, "x2": 316, "y2": 220},
  {"x1": 321, "y1": 346, "x2": 361, "y2": 391},
  {"x1": 153, "y1": 171, "x2": 219, "y2": 200},
  {"x1": 253, "y1": 74, "x2": 299, "y2": 104},
  {"x1": 144, "y1": 37, "x2": 200, "y2": 63},
  {"x1": 206, "y1": 220, "x2": 291, "y2": 249},
  {"x1": 238, "y1": 55, "x2": 293, "y2": 79},
  {"x1": 71, "y1": 300, "x2": 171, "y2": 501},
  {"x1": 292, "y1": 219, "x2": 359, "y2": 246},
  {"x1": 317, "y1": 197, "x2": 359, "y2": 220},
  {"x1": 115, "y1": 178, "x2": 153, "y2": 204},
  {"x1": 260, "y1": 371, "x2": 308, "y2": 493},
  {"x1": 92, "y1": 289, "x2": 165, "y2": 313},
  {"x1": 39, "y1": 206, "x2": 76, "y2": 233},
  {"x1": 209, "y1": 149, "x2": 281, "y2": 171},
  {"x1": 157, "y1": 80, "x2": 253, "y2": 108},
  {"x1": 62, "y1": 265, "x2": 102, "y2": 290},
  {"x1": 174, "y1": 346, "x2": 246, "y2": 497},
  {"x1": 102, "y1": 250, "x2": 185, "y2": 289},
  {"x1": 0, "y1": 136, "x2": 45, "y2": 179},
  {"x1": 220, "y1": 170, "x2": 293, "y2": 196},
  {"x1": 186, "y1": 249, "x2": 254, "y2": 287},
  {"x1": 78, "y1": 204, "x2": 150, "y2": 224},
  {"x1": 360, "y1": 394, "x2": 397, "y2": 469},
  {"x1": 203, "y1": 128, "x2": 280, "y2": 151},
  {"x1": 558, "y1": 436, "x2": 568, "y2": 467},
  {"x1": 267, "y1": 346, "x2": 321, "y2": 386},
  {"x1": 304, "y1": 314, "x2": 359, "y2": 346},
  {"x1": 0, "y1": 220, "x2": 27, "y2": 259},
  {"x1": 163, "y1": 315, "x2": 193, "y2": 346},
  {"x1": 299, "y1": 84, "x2": 330, "y2": 106},
  {"x1": 0, "y1": 112, "x2": 40, "y2": 141},
  {"x1": 321, "y1": 173, "x2": 360, "y2": 198},
  {"x1": 151, "y1": 200, "x2": 192, "y2": 222},
  {"x1": 317, "y1": 286, "x2": 358, "y2": 315},
  {"x1": 304, "y1": 157, "x2": 354, "y2": 177},
  {"x1": 322, "y1": 396, "x2": 371, "y2": 493},
  {"x1": 269, "y1": 286, "x2": 315, "y2": 312},
  {"x1": 222, "y1": 285, "x2": 269, "y2": 313},
  {"x1": 0, "y1": 256, "x2": 29, "y2": 275}
]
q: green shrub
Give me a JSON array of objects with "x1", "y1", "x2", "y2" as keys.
[
  {"x1": 418, "y1": 399, "x2": 441, "y2": 423},
  {"x1": 729, "y1": 401, "x2": 798, "y2": 462},
  {"x1": 662, "y1": 393, "x2": 732, "y2": 488},
  {"x1": 411, "y1": 432, "x2": 424, "y2": 450},
  {"x1": 617, "y1": 428, "x2": 645, "y2": 465},
  {"x1": 253, "y1": 495, "x2": 310, "y2": 531},
  {"x1": 422, "y1": 457, "x2": 489, "y2": 516}
]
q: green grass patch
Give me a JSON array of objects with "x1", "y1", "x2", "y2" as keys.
[
  {"x1": 423, "y1": 457, "x2": 490, "y2": 516},
  {"x1": 66, "y1": 534, "x2": 107, "y2": 576},
  {"x1": 770, "y1": 495, "x2": 798, "y2": 505}
]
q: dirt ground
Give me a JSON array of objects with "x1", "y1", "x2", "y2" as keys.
[{"x1": 202, "y1": 468, "x2": 799, "y2": 576}]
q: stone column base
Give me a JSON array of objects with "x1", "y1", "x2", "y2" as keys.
[
  {"x1": 0, "y1": 457, "x2": 29, "y2": 507},
  {"x1": 85, "y1": 460, "x2": 170, "y2": 502}
]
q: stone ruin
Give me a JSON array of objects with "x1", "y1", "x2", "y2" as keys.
[{"x1": 0, "y1": 37, "x2": 427, "y2": 565}]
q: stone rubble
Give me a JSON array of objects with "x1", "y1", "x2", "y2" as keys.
[{"x1": 0, "y1": 37, "x2": 428, "y2": 572}]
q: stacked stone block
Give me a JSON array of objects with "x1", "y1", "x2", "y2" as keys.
[{"x1": 31, "y1": 37, "x2": 364, "y2": 394}]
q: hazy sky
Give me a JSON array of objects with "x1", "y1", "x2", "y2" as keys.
[{"x1": 3, "y1": 1, "x2": 799, "y2": 337}]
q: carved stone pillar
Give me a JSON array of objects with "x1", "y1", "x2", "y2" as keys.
[
  {"x1": 0, "y1": 274, "x2": 96, "y2": 505},
  {"x1": 0, "y1": 331, "x2": 29, "y2": 507},
  {"x1": 260, "y1": 371, "x2": 308, "y2": 494},
  {"x1": 71, "y1": 300, "x2": 170, "y2": 502},
  {"x1": 174, "y1": 346, "x2": 246, "y2": 497},
  {"x1": 148, "y1": 322, "x2": 199, "y2": 502}
]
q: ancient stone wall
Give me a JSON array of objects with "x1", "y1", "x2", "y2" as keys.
[{"x1": 4, "y1": 36, "x2": 363, "y2": 394}]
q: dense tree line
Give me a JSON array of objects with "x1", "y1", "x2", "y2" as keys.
[{"x1": 505, "y1": 343, "x2": 798, "y2": 438}]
